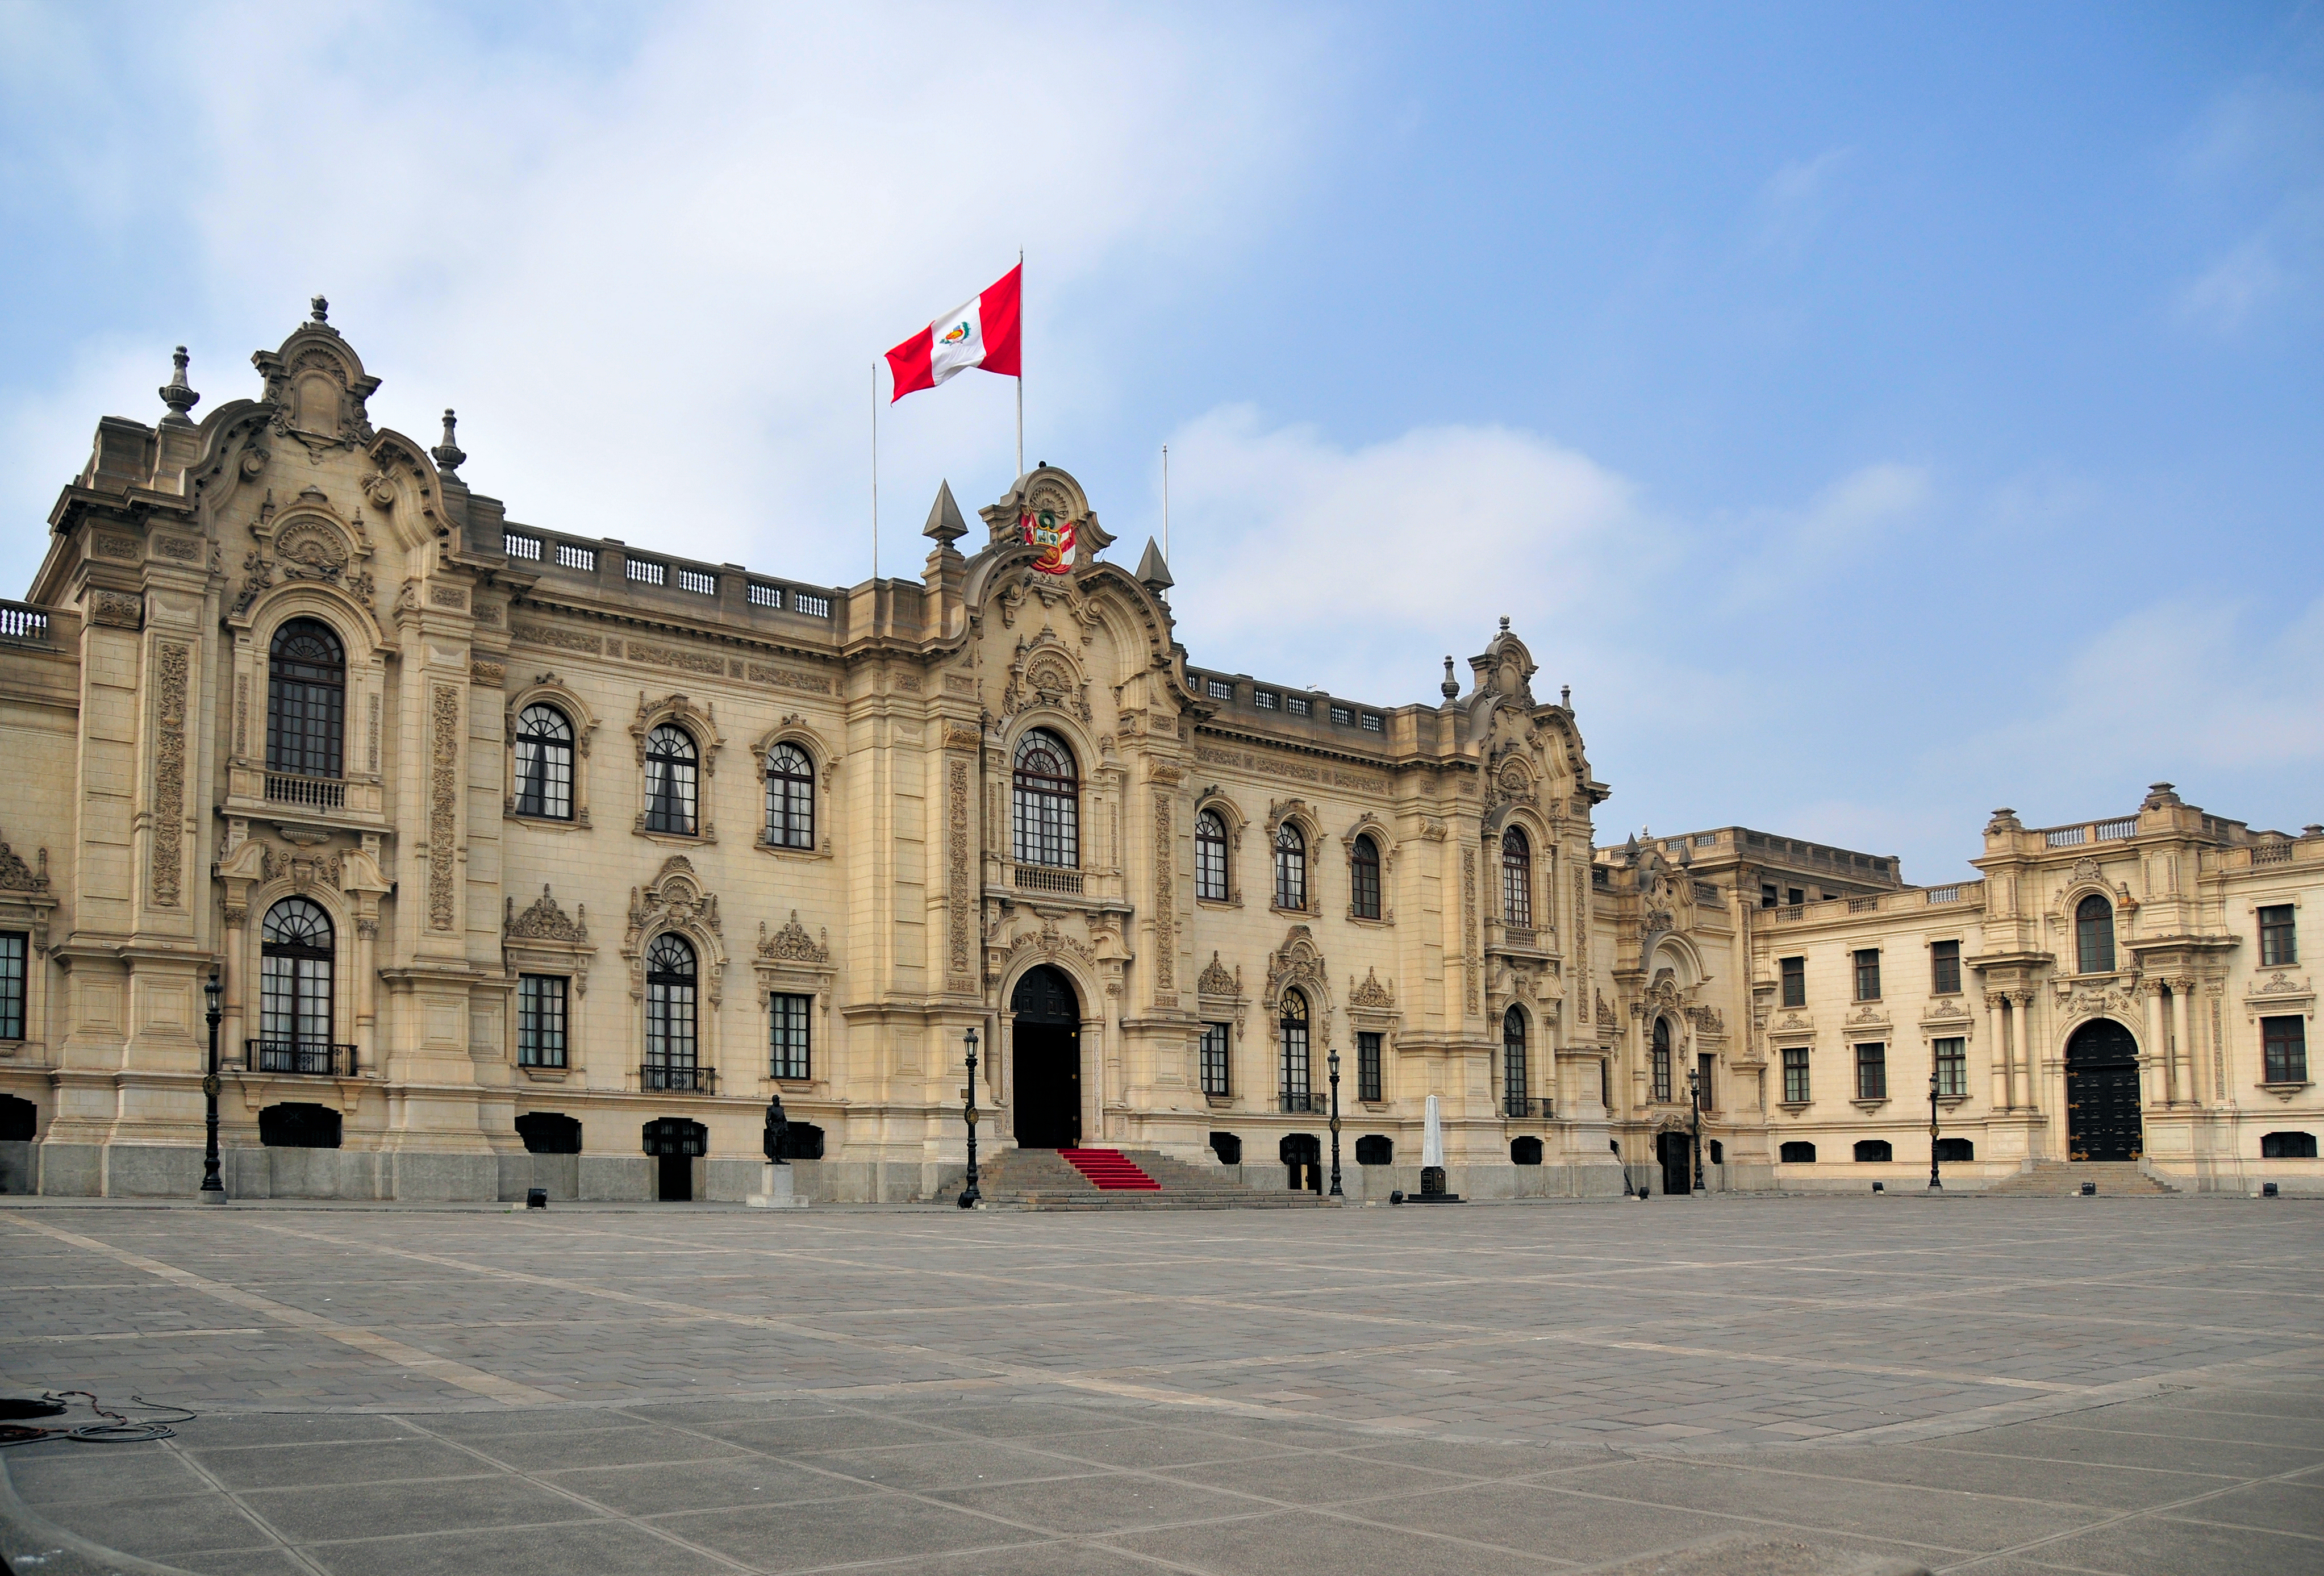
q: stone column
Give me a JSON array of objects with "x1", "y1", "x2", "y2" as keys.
[
  {"x1": 2170, "y1": 981, "x2": 2196, "y2": 1106},
  {"x1": 2143, "y1": 981, "x2": 2170, "y2": 1107},
  {"x1": 2012, "y1": 990, "x2": 2041, "y2": 1114},
  {"x1": 1987, "y1": 993, "x2": 2012, "y2": 1111}
]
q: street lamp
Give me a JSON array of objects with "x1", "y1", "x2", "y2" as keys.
[
  {"x1": 1927, "y1": 1069, "x2": 1943, "y2": 1191},
  {"x1": 1326, "y1": 1046, "x2": 1344, "y2": 1198},
  {"x1": 200, "y1": 969, "x2": 225, "y2": 1202},
  {"x1": 958, "y1": 1025, "x2": 982, "y2": 1210},
  {"x1": 1686, "y1": 1064, "x2": 1706, "y2": 1195}
]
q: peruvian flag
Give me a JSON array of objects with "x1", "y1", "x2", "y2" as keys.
[{"x1": 885, "y1": 264, "x2": 1021, "y2": 402}]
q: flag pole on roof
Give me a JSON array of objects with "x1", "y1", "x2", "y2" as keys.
[
  {"x1": 1015, "y1": 249, "x2": 1024, "y2": 480},
  {"x1": 884, "y1": 257, "x2": 1025, "y2": 481},
  {"x1": 870, "y1": 360, "x2": 879, "y2": 579}
]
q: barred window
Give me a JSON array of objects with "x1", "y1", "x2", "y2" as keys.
[
  {"x1": 1501, "y1": 827, "x2": 1532, "y2": 926},
  {"x1": 1934, "y1": 1036, "x2": 1967, "y2": 1098},
  {"x1": 1651, "y1": 1017, "x2": 1673, "y2": 1103},
  {"x1": 1780, "y1": 956, "x2": 1805, "y2": 1007},
  {"x1": 1329, "y1": 704, "x2": 1354, "y2": 726},
  {"x1": 266, "y1": 619, "x2": 345, "y2": 779},
  {"x1": 644, "y1": 724, "x2": 698, "y2": 836},
  {"x1": 1200, "y1": 1022, "x2": 1230, "y2": 1096},
  {"x1": 1195, "y1": 809, "x2": 1230, "y2": 902},
  {"x1": 1930, "y1": 939, "x2": 1961, "y2": 995},
  {"x1": 1286, "y1": 695, "x2": 1312, "y2": 716},
  {"x1": 1279, "y1": 990, "x2": 1311, "y2": 1100},
  {"x1": 2260, "y1": 904, "x2": 2298, "y2": 968},
  {"x1": 1274, "y1": 822, "x2": 1306, "y2": 910},
  {"x1": 1783, "y1": 1046, "x2": 1810, "y2": 1104},
  {"x1": 1206, "y1": 678, "x2": 1232, "y2": 701},
  {"x1": 517, "y1": 975, "x2": 568, "y2": 1068},
  {"x1": 2263, "y1": 1016, "x2": 2308, "y2": 1085},
  {"x1": 1856, "y1": 1043, "x2": 1887, "y2": 1100},
  {"x1": 1357, "y1": 1029, "x2": 1383, "y2": 1102},
  {"x1": 1349, "y1": 833, "x2": 1382, "y2": 920},
  {"x1": 0, "y1": 931, "x2": 25, "y2": 1040},
  {"x1": 770, "y1": 993, "x2": 812, "y2": 1080},
  {"x1": 1011, "y1": 729, "x2": 1078, "y2": 868},
  {"x1": 645, "y1": 933, "x2": 698, "y2": 1073},
  {"x1": 765, "y1": 742, "x2": 815, "y2": 849},
  {"x1": 1254, "y1": 690, "x2": 1278, "y2": 710},
  {"x1": 514, "y1": 703, "x2": 574, "y2": 820},
  {"x1": 2076, "y1": 894, "x2": 2115, "y2": 974}
]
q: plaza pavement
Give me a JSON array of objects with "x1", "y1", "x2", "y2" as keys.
[{"x1": 0, "y1": 1194, "x2": 2317, "y2": 1575}]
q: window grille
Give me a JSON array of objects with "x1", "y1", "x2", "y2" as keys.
[
  {"x1": 626, "y1": 557, "x2": 666, "y2": 586},
  {"x1": 1011, "y1": 729, "x2": 1079, "y2": 868},
  {"x1": 1651, "y1": 1018, "x2": 1673, "y2": 1102},
  {"x1": 792, "y1": 591, "x2": 831, "y2": 617},
  {"x1": 675, "y1": 567, "x2": 717, "y2": 596},
  {"x1": 644, "y1": 724, "x2": 699, "y2": 836},
  {"x1": 747, "y1": 582, "x2": 782, "y2": 609},
  {"x1": 1330, "y1": 704, "x2": 1354, "y2": 726},
  {"x1": 1782, "y1": 1047, "x2": 1810, "y2": 1104},
  {"x1": 1200, "y1": 1023, "x2": 1230, "y2": 1096},
  {"x1": 1855, "y1": 1043, "x2": 1887, "y2": 1100},
  {"x1": 1357, "y1": 1030, "x2": 1382, "y2": 1102},
  {"x1": 556, "y1": 542, "x2": 596, "y2": 572},
  {"x1": 513, "y1": 703, "x2": 575, "y2": 820},
  {"x1": 517, "y1": 975, "x2": 568, "y2": 1068},
  {"x1": 770, "y1": 993, "x2": 812, "y2": 1079},
  {"x1": 266, "y1": 619, "x2": 345, "y2": 781},
  {"x1": 2260, "y1": 904, "x2": 2298, "y2": 967},
  {"x1": 1286, "y1": 695, "x2": 1311, "y2": 716},
  {"x1": 1349, "y1": 834, "x2": 1382, "y2": 920},
  {"x1": 1359, "y1": 712, "x2": 1384, "y2": 732},
  {"x1": 1934, "y1": 1037, "x2": 1967, "y2": 1098},
  {"x1": 1207, "y1": 678, "x2": 1233, "y2": 700},
  {"x1": 1254, "y1": 690, "x2": 1278, "y2": 710},
  {"x1": 1273, "y1": 821, "x2": 1307, "y2": 910},
  {"x1": 1195, "y1": 809, "x2": 1229, "y2": 902},
  {"x1": 503, "y1": 532, "x2": 543, "y2": 561},
  {"x1": 0, "y1": 932, "x2": 25, "y2": 1040},
  {"x1": 1930, "y1": 939, "x2": 1962, "y2": 996},
  {"x1": 763, "y1": 743, "x2": 814, "y2": 849},
  {"x1": 1695, "y1": 833, "x2": 1716, "y2": 847}
]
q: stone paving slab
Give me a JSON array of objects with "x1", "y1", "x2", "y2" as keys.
[{"x1": 1, "y1": 1195, "x2": 2319, "y2": 1574}]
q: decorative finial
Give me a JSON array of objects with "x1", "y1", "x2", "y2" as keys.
[
  {"x1": 1441, "y1": 656, "x2": 1458, "y2": 701},
  {"x1": 432, "y1": 408, "x2": 466, "y2": 475},
  {"x1": 1499, "y1": 615, "x2": 1511, "y2": 632},
  {"x1": 158, "y1": 345, "x2": 201, "y2": 422},
  {"x1": 1561, "y1": 683, "x2": 1571, "y2": 707},
  {"x1": 923, "y1": 479, "x2": 968, "y2": 545},
  {"x1": 310, "y1": 295, "x2": 329, "y2": 324}
]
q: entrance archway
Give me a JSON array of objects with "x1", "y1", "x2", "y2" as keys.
[
  {"x1": 642, "y1": 1117, "x2": 707, "y2": 1200},
  {"x1": 1011, "y1": 965, "x2": 1082, "y2": 1148},
  {"x1": 2066, "y1": 1018, "x2": 2142, "y2": 1161}
]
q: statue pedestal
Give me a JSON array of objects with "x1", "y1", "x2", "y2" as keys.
[{"x1": 746, "y1": 1163, "x2": 808, "y2": 1209}]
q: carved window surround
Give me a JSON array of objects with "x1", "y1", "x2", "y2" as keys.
[
  {"x1": 1266, "y1": 797, "x2": 1322, "y2": 918},
  {"x1": 622, "y1": 855, "x2": 728, "y2": 1080},
  {"x1": 0, "y1": 830, "x2": 56, "y2": 1058},
  {"x1": 222, "y1": 589, "x2": 392, "y2": 824},
  {"x1": 504, "y1": 674, "x2": 600, "y2": 830},
  {"x1": 503, "y1": 883, "x2": 596, "y2": 1079},
  {"x1": 629, "y1": 691, "x2": 723, "y2": 844},
  {"x1": 1194, "y1": 788, "x2": 1245, "y2": 908},
  {"x1": 751, "y1": 715, "x2": 837, "y2": 860},
  {"x1": 753, "y1": 910, "x2": 836, "y2": 1093}
]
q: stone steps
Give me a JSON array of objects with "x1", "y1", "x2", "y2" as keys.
[
  {"x1": 1984, "y1": 1160, "x2": 2177, "y2": 1196},
  {"x1": 970, "y1": 1145, "x2": 1337, "y2": 1211}
]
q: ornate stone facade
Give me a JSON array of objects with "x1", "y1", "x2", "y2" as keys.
[{"x1": 0, "y1": 311, "x2": 2313, "y2": 1200}]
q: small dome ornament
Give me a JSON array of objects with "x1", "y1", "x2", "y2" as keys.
[
  {"x1": 157, "y1": 345, "x2": 201, "y2": 423},
  {"x1": 432, "y1": 408, "x2": 466, "y2": 476},
  {"x1": 310, "y1": 295, "x2": 329, "y2": 324},
  {"x1": 1441, "y1": 656, "x2": 1459, "y2": 701}
]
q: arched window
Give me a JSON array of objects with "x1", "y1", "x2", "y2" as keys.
[
  {"x1": 764, "y1": 741, "x2": 814, "y2": 849},
  {"x1": 644, "y1": 724, "x2": 698, "y2": 836},
  {"x1": 266, "y1": 619, "x2": 345, "y2": 779},
  {"x1": 1501, "y1": 827, "x2": 1533, "y2": 927},
  {"x1": 1195, "y1": 809, "x2": 1229, "y2": 902},
  {"x1": 1279, "y1": 989, "x2": 1311, "y2": 1108},
  {"x1": 1651, "y1": 1016, "x2": 1674, "y2": 1103},
  {"x1": 259, "y1": 897, "x2": 335, "y2": 1073},
  {"x1": 1012, "y1": 729, "x2": 1078, "y2": 868},
  {"x1": 2076, "y1": 894, "x2": 2116, "y2": 973},
  {"x1": 1350, "y1": 833, "x2": 1382, "y2": 920},
  {"x1": 513, "y1": 703, "x2": 574, "y2": 820},
  {"x1": 644, "y1": 933, "x2": 699, "y2": 1089},
  {"x1": 1274, "y1": 822, "x2": 1307, "y2": 911},
  {"x1": 1503, "y1": 1006, "x2": 1529, "y2": 1115}
]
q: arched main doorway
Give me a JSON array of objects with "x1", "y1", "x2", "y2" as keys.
[
  {"x1": 1011, "y1": 965, "x2": 1082, "y2": 1148},
  {"x1": 2066, "y1": 1018, "x2": 2142, "y2": 1162}
]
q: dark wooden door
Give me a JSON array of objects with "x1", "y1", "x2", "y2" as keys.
[
  {"x1": 657, "y1": 1150, "x2": 692, "y2": 1201},
  {"x1": 2066, "y1": 1019, "x2": 2142, "y2": 1162},
  {"x1": 1013, "y1": 1024, "x2": 1081, "y2": 1148},
  {"x1": 1658, "y1": 1131, "x2": 1692, "y2": 1196}
]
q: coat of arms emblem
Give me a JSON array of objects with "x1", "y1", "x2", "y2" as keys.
[{"x1": 1020, "y1": 506, "x2": 1075, "y2": 576}]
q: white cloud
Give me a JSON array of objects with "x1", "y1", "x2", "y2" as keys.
[
  {"x1": 2172, "y1": 76, "x2": 2324, "y2": 333},
  {"x1": 1751, "y1": 147, "x2": 1852, "y2": 264},
  {"x1": 1714, "y1": 460, "x2": 1931, "y2": 610}
]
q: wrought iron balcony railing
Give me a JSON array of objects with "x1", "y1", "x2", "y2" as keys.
[
  {"x1": 1278, "y1": 1090, "x2": 1321, "y2": 1114},
  {"x1": 247, "y1": 1040, "x2": 357, "y2": 1076},
  {"x1": 1503, "y1": 1095, "x2": 1551, "y2": 1119},
  {"x1": 640, "y1": 1063, "x2": 717, "y2": 1094}
]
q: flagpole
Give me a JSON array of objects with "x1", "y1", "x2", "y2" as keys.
[
  {"x1": 871, "y1": 359, "x2": 879, "y2": 579},
  {"x1": 1161, "y1": 444, "x2": 1170, "y2": 562},
  {"x1": 1015, "y1": 248, "x2": 1025, "y2": 480}
]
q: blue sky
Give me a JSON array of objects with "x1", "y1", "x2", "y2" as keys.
[{"x1": 3, "y1": 2, "x2": 2318, "y2": 880}]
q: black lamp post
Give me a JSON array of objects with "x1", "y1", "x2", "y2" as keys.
[
  {"x1": 1326, "y1": 1046, "x2": 1344, "y2": 1198},
  {"x1": 1687, "y1": 1064, "x2": 1706, "y2": 1194},
  {"x1": 200, "y1": 969, "x2": 225, "y2": 1201},
  {"x1": 958, "y1": 1025, "x2": 982, "y2": 1210},
  {"x1": 1927, "y1": 1069, "x2": 1943, "y2": 1191}
]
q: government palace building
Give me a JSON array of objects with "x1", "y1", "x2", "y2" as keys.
[{"x1": 0, "y1": 306, "x2": 2316, "y2": 1202}]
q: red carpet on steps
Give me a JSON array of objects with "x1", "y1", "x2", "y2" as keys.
[{"x1": 1058, "y1": 1148, "x2": 1161, "y2": 1190}]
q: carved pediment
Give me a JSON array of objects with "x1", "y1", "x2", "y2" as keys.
[
  {"x1": 506, "y1": 884, "x2": 587, "y2": 943},
  {"x1": 0, "y1": 833, "x2": 49, "y2": 893},
  {"x1": 1000, "y1": 631, "x2": 1092, "y2": 723},
  {"x1": 1349, "y1": 966, "x2": 1396, "y2": 1011},
  {"x1": 1198, "y1": 950, "x2": 1241, "y2": 998},
  {"x1": 759, "y1": 910, "x2": 831, "y2": 965}
]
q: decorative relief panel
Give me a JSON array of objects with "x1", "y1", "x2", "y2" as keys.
[
  {"x1": 1192, "y1": 743, "x2": 1387, "y2": 795},
  {"x1": 428, "y1": 584, "x2": 469, "y2": 611},
  {"x1": 150, "y1": 642, "x2": 190, "y2": 908},
  {"x1": 629, "y1": 639, "x2": 724, "y2": 677},
  {"x1": 758, "y1": 910, "x2": 831, "y2": 965},
  {"x1": 748, "y1": 662, "x2": 832, "y2": 694},
  {"x1": 512, "y1": 622, "x2": 601, "y2": 655},
  {"x1": 506, "y1": 884, "x2": 587, "y2": 943},
  {"x1": 470, "y1": 660, "x2": 505, "y2": 688},
  {"x1": 234, "y1": 675, "x2": 249, "y2": 758},
  {"x1": 90, "y1": 591, "x2": 143, "y2": 629},
  {"x1": 95, "y1": 533, "x2": 141, "y2": 561},
  {"x1": 427, "y1": 683, "x2": 460, "y2": 929},
  {"x1": 1152, "y1": 793, "x2": 1175, "y2": 991},
  {"x1": 1349, "y1": 966, "x2": 1396, "y2": 1011},
  {"x1": 1462, "y1": 846, "x2": 1480, "y2": 1015},
  {"x1": 368, "y1": 694, "x2": 381, "y2": 772},
  {"x1": 947, "y1": 759, "x2": 974, "y2": 989}
]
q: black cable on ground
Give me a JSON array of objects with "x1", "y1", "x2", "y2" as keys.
[{"x1": 0, "y1": 1390, "x2": 195, "y2": 1446}]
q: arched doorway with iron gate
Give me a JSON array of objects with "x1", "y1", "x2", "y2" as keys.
[
  {"x1": 642, "y1": 1117, "x2": 707, "y2": 1201},
  {"x1": 2066, "y1": 1018, "x2": 2142, "y2": 1161},
  {"x1": 1011, "y1": 965, "x2": 1082, "y2": 1149}
]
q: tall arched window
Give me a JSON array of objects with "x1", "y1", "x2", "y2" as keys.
[
  {"x1": 513, "y1": 703, "x2": 574, "y2": 820},
  {"x1": 1195, "y1": 809, "x2": 1229, "y2": 902},
  {"x1": 1279, "y1": 988, "x2": 1311, "y2": 1109},
  {"x1": 1274, "y1": 822, "x2": 1307, "y2": 911},
  {"x1": 266, "y1": 619, "x2": 345, "y2": 779},
  {"x1": 1503, "y1": 1006, "x2": 1529, "y2": 1115},
  {"x1": 2076, "y1": 894, "x2": 2116, "y2": 974},
  {"x1": 1012, "y1": 729, "x2": 1078, "y2": 868},
  {"x1": 1350, "y1": 833, "x2": 1382, "y2": 920},
  {"x1": 1501, "y1": 827, "x2": 1533, "y2": 927},
  {"x1": 645, "y1": 933, "x2": 699, "y2": 1089},
  {"x1": 644, "y1": 724, "x2": 698, "y2": 836},
  {"x1": 764, "y1": 741, "x2": 814, "y2": 849},
  {"x1": 1651, "y1": 1016, "x2": 1674, "y2": 1103},
  {"x1": 259, "y1": 898, "x2": 335, "y2": 1073}
]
